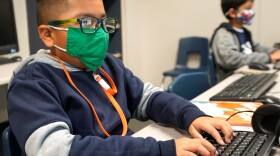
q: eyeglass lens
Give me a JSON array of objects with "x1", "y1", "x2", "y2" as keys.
[
  {"x1": 80, "y1": 17, "x2": 116, "y2": 34},
  {"x1": 103, "y1": 18, "x2": 117, "y2": 33}
]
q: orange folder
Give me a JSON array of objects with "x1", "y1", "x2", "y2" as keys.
[{"x1": 192, "y1": 101, "x2": 263, "y2": 126}]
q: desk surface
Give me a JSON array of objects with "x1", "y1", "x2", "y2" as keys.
[
  {"x1": 132, "y1": 73, "x2": 259, "y2": 138},
  {"x1": 133, "y1": 66, "x2": 280, "y2": 153},
  {"x1": 132, "y1": 123, "x2": 189, "y2": 141},
  {"x1": 195, "y1": 66, "x2": 280, "y2": 101},
  {"x1": 0, "y1": 62, "x2": 20, "y2": 85},
  {"x1": 0, "y1": 62, "x2": 20, "y2": 123},
  {"x1": 132, "y1": 122, "x2": 280, "y2": 154}
]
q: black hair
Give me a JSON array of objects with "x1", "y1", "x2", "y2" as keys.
[
  {"x1": 221, "y1": 0, "x2": 252, "y2": 19},
  {"x1": 36, "y1": 0, "x2": 68, "y2": 25}
]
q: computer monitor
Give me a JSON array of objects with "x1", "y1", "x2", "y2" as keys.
[{"x1": 0, "y1": 0, "x2": 19, "y2": 56}]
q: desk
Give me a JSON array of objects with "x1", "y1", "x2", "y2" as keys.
[
  {"x1": 132, "y1": 73, "x2": 260, "y2": 138},
  {"x1": 0, "y1": 62, "x2": 20, "y2": 85},
  {"x1": 133, "y1": 66, "x2": 280, "y2": 153},
  {"x1": 195, "y1": 67, "x2": 280, "y2": 101},
  {"x1": 0, "y1": 62, "x2": 20, "y2": 123}
]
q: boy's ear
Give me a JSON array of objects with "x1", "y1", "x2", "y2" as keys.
[
  {"x1": 38, "y1": 25, "x2": 54, "y2": 48},
  {"x1": 227, "y1": 8, "x2": 237, "y2": 19}
]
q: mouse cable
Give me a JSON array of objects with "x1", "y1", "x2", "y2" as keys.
[{"x1": 226, "y1": 110, "x2": 255, "y2": 121}]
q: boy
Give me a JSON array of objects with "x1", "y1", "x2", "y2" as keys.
[
  {"x1": 7, "y1": 0, "x2": 234, "y2": 155},
  {"x1": 211, "y1": 0, "x2": 280, "y2": 81}
]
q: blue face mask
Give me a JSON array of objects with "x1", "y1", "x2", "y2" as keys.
[{"x1": 237, "y1": 9, "x2": 255, "y2": 26}]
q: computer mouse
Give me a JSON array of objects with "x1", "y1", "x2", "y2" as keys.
[
  {"x1": 248, "y1": 62, "x2": 269, "y2": 71},
  {"x1": 11, "y1": 56, "x2": 22, "y2": 62},
  {"x1": 255, "y1": 95, "x2": 280, "y2": 104}
]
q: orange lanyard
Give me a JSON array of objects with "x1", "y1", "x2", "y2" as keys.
[{"x1": 50, "y1": 55, "x2": 127, "y2": 137}]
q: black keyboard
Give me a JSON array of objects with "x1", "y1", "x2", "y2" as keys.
[
  {"x1": 210, "y1": 74, "x2": 278, "y2": 101},
  {"x1": 203, "y1": 131, "x2": 276, "y2": 156},
  {"x1": 0, "y1": 57, "x2": 16, "y2": 65}
]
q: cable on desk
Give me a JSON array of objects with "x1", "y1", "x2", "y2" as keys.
[{"x1": 226, "y1": 110, "x2": 254, "y2": 121}]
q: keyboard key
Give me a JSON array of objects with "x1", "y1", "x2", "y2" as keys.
[
  {"x1": 210, "y1": 74, "x2": 278, "y2": 102},
  {"x1": 203, "y1": 131, "x2": 276, "y2": 156}
]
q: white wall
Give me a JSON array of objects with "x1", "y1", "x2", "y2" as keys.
[
  {"x1": 10, "y1": 0, "x2": 280, "y2": 86},
  {"x1": 122, "y1": 0, "x2": 280, "y2": 86},
  {"x1": 257, "y1": 0, "x2": 280, "y2": 46}
]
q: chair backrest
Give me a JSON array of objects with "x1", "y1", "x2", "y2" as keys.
[
  {"x1": 167, "y1": 72, "x2": 211, "y2": 100},
  {"x1": 2, "y1": 126, "x2": 21, "y2": 156},
  {"x1": 208, "y1": 53, "x2": 217, "y2": 86},
  {"x1": 176, "y1": 37, "x2": 209, "y2": 71}
]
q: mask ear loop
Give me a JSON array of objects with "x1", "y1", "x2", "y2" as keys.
[{"x1": 49, "y1": 54, "x2": 127, "y2": 137}]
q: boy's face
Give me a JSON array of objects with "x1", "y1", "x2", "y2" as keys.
[
  {"x1": 228, "y1": 0, "x2": 254, "y2": 26},
  {"x1": 39, "y1": 0, "x2": 106, "y2": 69},
  {"x1": 53, "y1": 0, "x2": 106, "y2": 52},
  {"x1": 237, "y1": 0, "x2": 253, "y2": 12}
]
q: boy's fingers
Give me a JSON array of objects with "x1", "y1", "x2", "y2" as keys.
[
  {"x1": 205, "y1": 126, "x2": 225, "y2": 145},
  {"x1": 219, "y1": 124, "x2": 234, "y2": 143},
  {"x1": 188, "y1": 125, "x2": 203, "y2": 139}
]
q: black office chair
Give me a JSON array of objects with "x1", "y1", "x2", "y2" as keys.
[
  {"x1": 2, "y1": 126, "x2": 21, "y2": 156},
  {"x1": 167, "y1": 72, "x2": 211, "y2": 100},
  {"x1": 162, "y1": 36, "x2": 214, "y2": 88}
]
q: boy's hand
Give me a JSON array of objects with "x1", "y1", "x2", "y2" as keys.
[
  {"x1": 175, "y1": 138, "x2": 218, "y2": 156},
  {"x1": 188, "y1": 117, "x2": 235, "y2": 145}
]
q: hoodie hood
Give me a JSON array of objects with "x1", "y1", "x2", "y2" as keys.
[
  {"x1": 210, "y1": 22, "x2": 254, "y2": 52},
  {"x1": 8, "y1": 49, "x2": 83, "y2": 88}
]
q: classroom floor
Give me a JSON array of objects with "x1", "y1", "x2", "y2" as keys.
[{"x1": 128, "y1": 119, "x2": 153, "y2": 132}]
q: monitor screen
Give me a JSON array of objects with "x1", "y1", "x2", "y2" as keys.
[{"x1": 0, "y1": 0, "x2": 19, "y2": 55}]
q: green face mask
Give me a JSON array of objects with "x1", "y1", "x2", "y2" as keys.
[{"x1": 54, "y1": 27, "x2": 109, "y2": 71}]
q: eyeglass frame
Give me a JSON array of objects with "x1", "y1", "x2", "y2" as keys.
[{"x1": 47, "y1": 16, "x2": 118, "y2": 34}]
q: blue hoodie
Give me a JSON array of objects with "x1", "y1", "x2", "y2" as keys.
[{"x1": 8, "y1": 49, "x2": 207, "y2": 156}]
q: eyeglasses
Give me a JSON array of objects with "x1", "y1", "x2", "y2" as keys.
[{"x1": 47, "y1": 16, "x2": 117, "y2": 34}]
